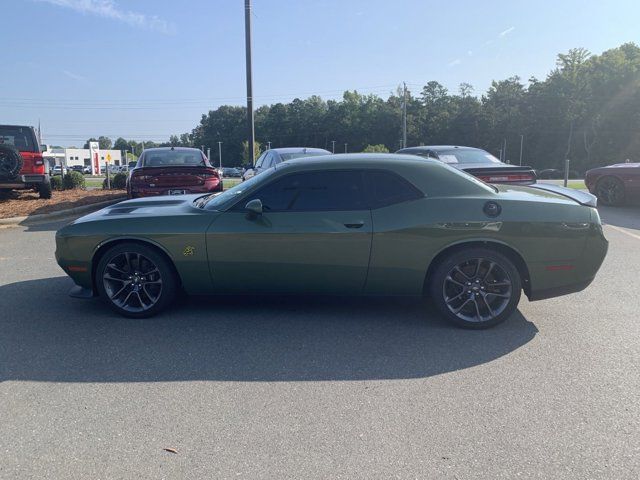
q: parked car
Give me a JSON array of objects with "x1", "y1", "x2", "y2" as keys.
[
  {"x1": 126, "y1": 146, "x2": 222, "y2": 199},
  {"x1": 56, "y1": 153, "x2": 607, "y2": 329},
  {"x1": 396, "y1": 146, "x2": 537, "y2": 185},
  {"x1": 221, "y1": 167, "x2": 242, "y2": 178},
  {"x1": 52, "y1": 165, "x2": 67, "y2": 176},
  {"x1": 242, "y1": 147, "x2": 331, "y2": 181},
  {"x1": 585, "y1": 162, "x2": 640, "y2": 206},
  {"x1": 82, "y1": 166, "x2": 92, "y2": 174},
  {"x1": 0, "y1": 124, "x2": 52, "y2": 198},
  {"x1": 537, "y1": 168, "x2": 581, "y2": 180},
  {"x1": 70, "y1": 165, "x2": 84, "y2": 173}
]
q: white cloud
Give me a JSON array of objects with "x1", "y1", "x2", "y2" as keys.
[
  {"x1": 62, "y1": 69, "x2": 86, "y2": 81},
  {"x1": 447, "y1": 59, "x2": 461, "y2": 67},
  {"x1": 34, "y1": 0, "x2": 174, "y2": 34},
  {"x1": 499, "y1": 26, "x2": 515, "y2": 37}
]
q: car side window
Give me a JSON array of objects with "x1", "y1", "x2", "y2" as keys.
[
  {"x1": 254, "y1": 152, "x2": 266, "y2": 169},
  {"x1": 365, "y1": 170, "x2": 424, "y2": 208},
  {"x1": 237, "y1": 170, "x2": 367, "y2": 212},
  {"x1": 262, "y1": 152, "x2": 274, "y2": 169}
]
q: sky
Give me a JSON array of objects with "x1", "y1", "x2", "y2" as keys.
[{"x1": 1, "y1": 0, "x2": 639, "y2": 147}]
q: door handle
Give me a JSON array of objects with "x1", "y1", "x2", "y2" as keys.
[{"x1": 344, "y1": 221, "x2": 365, "y2": 229}]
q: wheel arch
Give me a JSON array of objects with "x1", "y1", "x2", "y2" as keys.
[
  {"x1": 90, "y1": 237, "x2": 182, "y2": 293},
  {"x1": 423, "y1": 240, "x2": 531, "y2": 297}
]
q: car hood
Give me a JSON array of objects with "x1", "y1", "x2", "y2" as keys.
[
  {"x1": 495, "y1": 184, "x2": 596, "y2": 206},
  {"x1": 70, "y1": 194, "x2": 210, "y2": 225}
]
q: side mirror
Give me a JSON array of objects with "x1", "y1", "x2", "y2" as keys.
[{"x1": 245, "y1": 198, "x2": 263, "y2": 215}]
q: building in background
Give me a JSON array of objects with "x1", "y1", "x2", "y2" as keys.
[{"x1": 43, "y1": 147, "x2": 123, "y2": 171}]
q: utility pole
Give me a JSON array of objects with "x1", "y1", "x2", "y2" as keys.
[
  {"x1": 344, "y1": 143, "x2": 348, "y2": 153},
  {"x1": 402, "y1": 82, "x2": 408, "y2": 149},
  {"x1": 331, "y1": 140, "x2": 336, "y2": 153},
  {"x1": 244, "y1": 0, "x2": 256, "y2": 165},
  {"x1": 519, "y1": 134, "x2": 524, "y2": 166},
  {"x1": 218, "y1": 141, "x2": 222, "y2": 169}
]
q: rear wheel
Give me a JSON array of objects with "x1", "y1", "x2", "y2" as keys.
[
  {"x1": 95, "y1": 243, "x2": 178, "y2": 318},
  {"x1": 429, "y1": 248, "x2": 522, "y2": 329},
  {"x1": 595, "y1": 176, "x2": 625, "y2": 206},
  {"x1": 37, "y1": 180, "x2": 52, "y2": 199}
]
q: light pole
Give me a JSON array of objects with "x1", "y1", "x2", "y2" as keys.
[
  {"x1": 344, "y1": 143, "x2": 348, "y2": 153},
  {"x1": 267, "y1": 141, "x2": 271, "y2": 150},
  {"x1": 244, "y1": 0, "x2": 256, "y2": 165},
  {"x1": 331, "y1": 140, "x2": 336, "y2": 153},
  {"x1": 207, "y1": 147, "x2": 211, "y2": 162},
  {"x1": 218, "y1": 141, "x2": 222, "y2": 169},
  {"x1": 519, "y1": 134, "x2": 524, "y2": 166}
]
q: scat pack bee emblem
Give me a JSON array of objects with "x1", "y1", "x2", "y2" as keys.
[{"x1": 183, "y1": 246, "x2": 195, "y2": 257}]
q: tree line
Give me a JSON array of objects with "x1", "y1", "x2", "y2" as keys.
[{"x1": 98, "y1": 43, "x2": 640, "y2": 173}]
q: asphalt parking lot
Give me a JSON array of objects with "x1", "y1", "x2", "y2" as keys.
[{"x1": 1, "y1": 206, "x2": 639, "y2": 479}]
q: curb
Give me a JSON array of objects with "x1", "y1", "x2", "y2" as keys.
[{"x1": 0, "y1": 196, "x2": 126, "y2": 226}]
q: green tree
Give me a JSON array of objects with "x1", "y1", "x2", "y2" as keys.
[{"x1": 242, "y1": 140, "x2": 262, "y2": 164}]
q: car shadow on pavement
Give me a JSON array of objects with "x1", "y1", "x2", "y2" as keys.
[
  {"x1": 0, "y1": 276, "x2": 538, "y2": 383},
  {"x1": 598, "y1": 204, "x2": 640, "y2": 231}
]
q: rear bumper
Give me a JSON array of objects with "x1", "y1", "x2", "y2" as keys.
[
  {"x1": 130, "y1": 180, "x2": 222, "y2": 198},
  {"x1": 0, "y1": 173, "x2": 49, "y2": 188}
]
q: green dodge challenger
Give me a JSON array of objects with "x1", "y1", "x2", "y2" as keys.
[{"x1": 55, "y1": 154, "x2": 608, "y2": 328}]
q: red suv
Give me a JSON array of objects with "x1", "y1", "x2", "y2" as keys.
[
  {"x1": 127, "y1": 147, "x2": 222, "y2": 199},
  {"x1": 0, "y1": 125, "x2": 52, "y2": 198}
]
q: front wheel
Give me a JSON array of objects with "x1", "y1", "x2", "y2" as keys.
[
  {"x1": 595, "y1": 176, "x2": 625, "y2": 206},
  {"x1": 95, "y1": 243, "x2": 178, "y2": 318},
  {"x1": 429, "y1": 248, "x2": 522, "y2": 329}
]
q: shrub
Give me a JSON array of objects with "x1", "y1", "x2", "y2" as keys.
[
  {"x1": 62, "y1": 171, "x2": 86, "y2": 190},
  {"x1": 362, "y1": 144, "x2": 390, "y2": 153},
  {"x1": 50, "y1": 175, "x2": 63, "y2": 191},
  {"x1": 103, "y1": 172, "x2": 127, "y2": 190}
]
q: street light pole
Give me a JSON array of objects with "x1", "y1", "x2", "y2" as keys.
[
  {"x1": 331, "y1": 140, "x2": 336, "y2": 153},
  {"x1": 519, "y1": 134, "x2": 524, "y2": 166},
  {"x1": 218, "y1": 141, "x2": 222, "y2": 169},
  {"x1": 344, "y1": 143, "x2": 348, "y2": 153},
  {"x1": 267, "y1": 141, "x2": 271, "y2": 150},
  {"x1": 402, "y1": 81, "x2": 407, "y2": 149},
  {"x1": 244, "y1": 0, "x2": 256, "y2": 165}
]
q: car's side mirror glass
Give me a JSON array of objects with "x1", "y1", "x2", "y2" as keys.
[{"x1": 245, "y1": 198, "x2": 263, "y2": 215}]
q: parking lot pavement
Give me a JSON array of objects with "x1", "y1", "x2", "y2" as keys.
[{"x1": 1, "y1": 212, "x2": 639, "y2": 479}]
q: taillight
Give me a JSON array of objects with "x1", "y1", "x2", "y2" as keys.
[
  {"x1": 478, "y1": 173, "x2": 535, "y2": 184},
  {"x1": 131, "y1": 171, "x2": 151, "y2": 184},
  {"x1": 33, "y1": 154, "x2": 44, "y2": 166}
]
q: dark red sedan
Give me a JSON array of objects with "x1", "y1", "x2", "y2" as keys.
[
  {"x1": 127, "y1": 147, "x2": 222, "y2": 199},
  {"x1": 585, "y1": 162, "x2": 640, "y2": 206}
]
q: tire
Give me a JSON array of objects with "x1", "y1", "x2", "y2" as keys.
[
  {"x1": 595, "y1": 176, "x2": 625, "y2": 206},
  {"x1": 38, "y1": 180, "x2": 53, "y2": 199},
  {"x1": 0, "y1": 144, "x2": 24, "y2": 180},
  {"x1": 429, "y1": 248, "x2": 522, "y2": 329},
  {"x1": 95, "y1": 242, "x2": 179, "y2": 318}
]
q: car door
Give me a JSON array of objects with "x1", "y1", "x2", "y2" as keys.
[{"x1": 206, "y1": 170, "x2": 372, "y2": 294}]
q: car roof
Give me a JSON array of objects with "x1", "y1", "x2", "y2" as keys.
[
  {"x1": 397, "y1": 145, "x2": 484, "y2": 153},
  {"x1": 141, "y1": 147, "x2": 203, "y2": 153},
  {"x1": 270, "y1": 147, "x2": 331, "y2": 154},
  {"x1": 280, "y1": 153, "x2": 441, "y2": 169}
]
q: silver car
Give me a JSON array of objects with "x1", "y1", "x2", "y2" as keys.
[{"x1": 242, "y1": 147, "x2": 331, "y2": 181}]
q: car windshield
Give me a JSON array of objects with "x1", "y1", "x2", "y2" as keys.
[
  {"x1": 279, "y1": 151, "x2": 328, "y2": 161},
  {"x1": 435, "y1": 149, "x2": 501, "y2": 164},
  {"x1": 195, "y1": 168, "x2": 276, "y2": 209},
  {"x1": 143, "y1": 150, "x2": 204, "y2": 167},
  {"x1": 0, "y1": 126, "x2": 37, "y2": 152}
]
